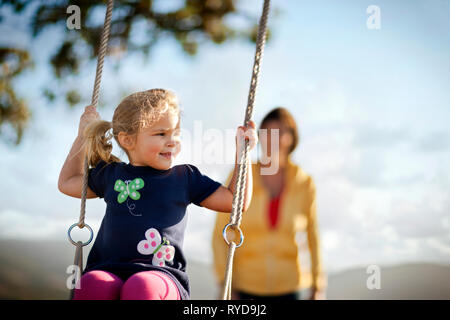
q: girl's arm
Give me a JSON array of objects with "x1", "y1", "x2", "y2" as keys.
[
  {"x1": 200, "y1": 152, "x2": 253, "y2": 213},
  {"x1": 58, "y1": 106, "x2": 99, "y2": 199},
  {"x1": 199, "y1": 121, "x2": 257, "y2": 213}
]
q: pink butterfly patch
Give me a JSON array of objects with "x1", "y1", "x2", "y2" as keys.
[{"x1": 137, "y1": 228, "x2": 175, "y2": 267}]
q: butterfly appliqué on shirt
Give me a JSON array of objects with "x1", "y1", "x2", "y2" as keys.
[
  {"x1": 114, "y1": 178, "x2": 144, "y2": 203},
  {"x1": 114, "y1": 178, "x2": 145, "y2": 216},
  {"x1": 137, "y1": 228, "x2": 175, "y2": 267}
]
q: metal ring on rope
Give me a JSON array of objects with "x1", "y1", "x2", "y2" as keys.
[
  {"x1": 67, "y1": 223, "x2": 94, "y2": 247},
  {"x1": 222, "y1": 223, "x2": 244, "y2": 248}
]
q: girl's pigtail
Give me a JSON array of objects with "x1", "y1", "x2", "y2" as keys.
[{"x1": 83, "y1": 120, "x2": 121, "y2": 167}]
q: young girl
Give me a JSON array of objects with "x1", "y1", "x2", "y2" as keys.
[{"x1": 58, "y1": 89, "x2": 257, "y2": 300}]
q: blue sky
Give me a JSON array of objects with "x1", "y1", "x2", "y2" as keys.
[{"x1": 1, "y1": 0, "x2": 449, "y2": 273}]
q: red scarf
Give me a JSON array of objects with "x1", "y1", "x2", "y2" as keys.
[{"x1": 268, "y1": 194, "x2": 281, "y2": 229}]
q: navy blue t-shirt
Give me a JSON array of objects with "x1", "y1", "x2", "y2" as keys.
[{"x1": 83, "y1": 160, "x2": 222, "y2": 300}]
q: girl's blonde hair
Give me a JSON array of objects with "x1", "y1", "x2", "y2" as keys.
[{"x1": 82, "y1": 88, "x2": 180, "y2": 167}]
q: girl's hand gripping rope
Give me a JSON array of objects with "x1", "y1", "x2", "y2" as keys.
[
  {"x1": 235, "y1": 120, "x2": 258, "y2": 162},
  {"x1": 78, "y1": 105, "x2": 100, "y2": 138}
]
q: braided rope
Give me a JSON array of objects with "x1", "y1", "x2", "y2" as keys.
[
  {"x1": 91, "y1": 0, "x2": 114, "y2": 108},
  {"x1": 222, "y1": 0, "x2": 270, "y2": 300},
  {"x1": 78, "y1": 0, "x2": 114, "y2": 229},
  {"x1": 68, "y1": 3, "x2": 114, "y2": 298}
]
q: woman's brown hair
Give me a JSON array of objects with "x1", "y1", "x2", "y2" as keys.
[
  {"x1": 82, "y1": 88, "x2": 180, "y2": 167},
  {"x1": 259, "y1": 107, "x2": 299, "y2": 155}
]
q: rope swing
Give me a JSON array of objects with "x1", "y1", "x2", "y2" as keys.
[
  {"x1": 67, "y1": 0, "x2": 114, "y2": 300},
  {"x1": 66, "y1": 0, "x2": 271, "y2": 301},
  {"x1": 221, "y1": 0, "x2": 271, "y2": 300}
]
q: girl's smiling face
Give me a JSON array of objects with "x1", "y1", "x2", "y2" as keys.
[{"x1": 125, "y1": 110, "x2": 181, "y2": 169}]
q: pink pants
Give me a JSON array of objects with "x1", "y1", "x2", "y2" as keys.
[{"x1": 73, "y1": 270, "x2": 180, "y2": 300}]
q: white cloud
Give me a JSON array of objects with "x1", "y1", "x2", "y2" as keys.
[{"x1": 0, "y1": 208, "x2": 101, "y2": 242}]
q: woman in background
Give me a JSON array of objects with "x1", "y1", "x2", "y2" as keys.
[{"x1": 212, "y1": 107, "x2": 326, "y2": 300}]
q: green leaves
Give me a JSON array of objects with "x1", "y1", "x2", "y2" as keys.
[{"x1": 0, "y1": 48, "x2": 32, "y2": 145}]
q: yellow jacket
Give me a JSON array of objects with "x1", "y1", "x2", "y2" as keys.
[{"x1": 212, "y1": 157, "x2": 326, "y2": 295}]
